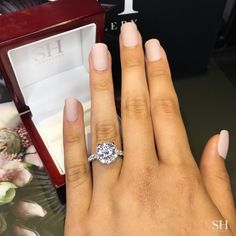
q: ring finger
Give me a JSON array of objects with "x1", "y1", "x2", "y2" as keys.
[{"x1": 89, "y1": 43, "x2": 122, "y2": 192}]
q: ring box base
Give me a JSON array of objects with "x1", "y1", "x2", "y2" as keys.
[{"x1": 0, "y1": 0, "x2": 105, "y2": 188}]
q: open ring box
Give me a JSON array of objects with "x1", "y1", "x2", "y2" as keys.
[{"x1": 0, "y1": 0, "x2": 105, "y2": 188}]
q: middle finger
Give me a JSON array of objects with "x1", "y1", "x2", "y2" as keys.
[{"x1": 120, "y1": 22, "x2": 157, "y2": 174}]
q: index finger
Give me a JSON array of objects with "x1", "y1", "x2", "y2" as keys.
[{"x1": 63, "y1": 99, "x2": 92, "y2": 229}]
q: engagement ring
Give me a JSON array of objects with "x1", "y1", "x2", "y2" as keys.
[{"x1": 88, "y1": 142, "x2": 123, "y2": 165}]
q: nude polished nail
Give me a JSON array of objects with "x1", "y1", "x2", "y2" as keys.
[
  {"x1": 91, "y1": 43, "x2": 108, "y2": 71},
  {"x1": 121, "y1": 22, "x2": 138, "y2": 47},
  {"x1": 218, "y1": 130, "x2": 229, "y2": 159},
  {"x1": 65, "y1": 98, "x2": 79, "y2": 122},
  {"x1": 145, "y1": 39, "x2": 162, "y2": 61}
]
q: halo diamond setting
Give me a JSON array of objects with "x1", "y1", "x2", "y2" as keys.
[{"x1": 88, "y1": 142, "x2": 123, "y2": 164}]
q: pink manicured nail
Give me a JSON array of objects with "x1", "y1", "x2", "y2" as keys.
[
  {"x1": 145, "y1": 39, "x2": 162, "y2": 61},
  {"x1": 65, "y1": 98, "x2": 79, "y2": 122},
  {"x1": 218, "y1": 130, "x2": 229, "y2": 159},
  {"x1": 121, "y1": 22, "x2": 138, "y2": 47},
  {"x1": 91, "y1": 43, "x2": 108, "y2": 71}
]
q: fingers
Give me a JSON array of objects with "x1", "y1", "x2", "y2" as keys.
[
  {"x1": 200, "y1": 131, "x2": 236, "y2": 233},
  {"x1": 89, "y1": 44, "x2": 122, "y2": 190},
  {"x1": 63, "y1": 99, "x2": 92, "y2": 232},
  {"x1": 145, "y1": 39, "x2": 193, "y2": 165},
  {"x1": 120, "y1": 22, "x2": 157, "y2": 174}
]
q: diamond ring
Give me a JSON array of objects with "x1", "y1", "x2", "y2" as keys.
[{"x1": 88, "y1": 142, "x2": 123, "y2": 165}]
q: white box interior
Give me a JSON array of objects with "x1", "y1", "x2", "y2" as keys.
[{"x1": 8, "y1": 23, "x2": 96, "y2": 174}]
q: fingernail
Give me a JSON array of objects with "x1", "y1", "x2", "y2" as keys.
[
  {"x1": 145, "y1": 39, "x2": 162, "y2": 61},
  {"x1": 218, "y1": 130, "x2": 229, "y2": 159},
  {"x1": 121, "y1": 22, "x2": 138, "y2": 47},
  {"x1": 65, "y1": 98, "x2": 79, "y2": 122},
  {"x1": 91, "y1": 43, "x2": 108, "y2": 71}
]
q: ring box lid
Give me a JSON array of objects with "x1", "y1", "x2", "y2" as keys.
[
  {"x1": 0, "y1": 0, "x2": 105, "y2": 188},
  {"x1": 0, "y1": 0, "x2": 104, "y2": 114}
]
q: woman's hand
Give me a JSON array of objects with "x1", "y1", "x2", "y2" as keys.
[{"x1": 63, "y1": 22, "x2": 236, "y2": 236}]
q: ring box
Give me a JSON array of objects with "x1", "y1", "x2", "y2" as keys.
[{"x1": 0, "y1": 0, "x2": 105, "y2": 188}]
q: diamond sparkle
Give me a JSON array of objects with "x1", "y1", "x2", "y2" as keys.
[{"x1": 96, "y1": 142, "x2": 118, "y2": 164}]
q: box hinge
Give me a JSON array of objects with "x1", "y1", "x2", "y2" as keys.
[{"x1": 19, "y1": 110, "x2": 31, "y2": 116}]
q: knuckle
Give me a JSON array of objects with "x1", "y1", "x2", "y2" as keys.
[
  {"x1": 95, "y1": 121, "x2": 117, "y2": 143},
  {"x1": 149, "y1": 64, "x2": 170, "y2": 80},
  {"x1": 214, "y1": 171, "x2": 231, "y2": 186},
  {"x1": 64, "y1": 134, "x2": 82, "y2": 145},
  {"x1": 123, "y1": 50, "x2": 144, "y2": 69},
  {"x1": 66, "y1": 163, "x2": 89, "y2": 186},
  {"x1": 151, "y1": 98, "x2": 179, "y2": 116},
  {"x1": 175, "y1": 170, "x2": 202, "y2": 203},
  {"x1": 134, "y1": 167, "x2": 157, "y2": 198},
  {"x1": 92, "y1": 74, "x2": 111, "y2": 92},
  {"x1": 121, "y1": 166, "x2": 158, "y2": 206},
  {"x1": 201, "y1": 164, "x2": 231, "y2": 189},
  {"x1": 124, "y1": 96, "x2": 150, "y2": 118}
]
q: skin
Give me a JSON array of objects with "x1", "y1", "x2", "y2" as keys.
[{"x1": 63, "y1": 28, "x2": 236, "y2": 235}]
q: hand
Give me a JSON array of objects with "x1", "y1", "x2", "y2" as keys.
[{"x1": 63, "y1": 22, "x2": 236, "y2": 236}]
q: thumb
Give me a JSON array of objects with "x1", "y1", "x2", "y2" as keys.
[{"x1": 200, "y1": 130, "x2": 236, "y2": 233}]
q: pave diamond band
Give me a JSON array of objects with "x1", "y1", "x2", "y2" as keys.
[{"x1": 88, "y1": 142, "x2": 123, "y2": 165}]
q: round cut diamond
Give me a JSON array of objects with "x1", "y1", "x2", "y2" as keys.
[{"x1": 96, "y1": 142, "x2": 118, "y2": 164}]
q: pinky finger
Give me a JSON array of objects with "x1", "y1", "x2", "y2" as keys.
[
  {"x1": 200, "y1": 131, "x2": 236, "y2": 233},
  {"x1": 63, "y1": 98, "x2": 92, "y2": 235}
]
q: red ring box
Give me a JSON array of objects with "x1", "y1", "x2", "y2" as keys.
[{"x1": 0, "y1": 0, "x2": 105, "y2": 188}]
